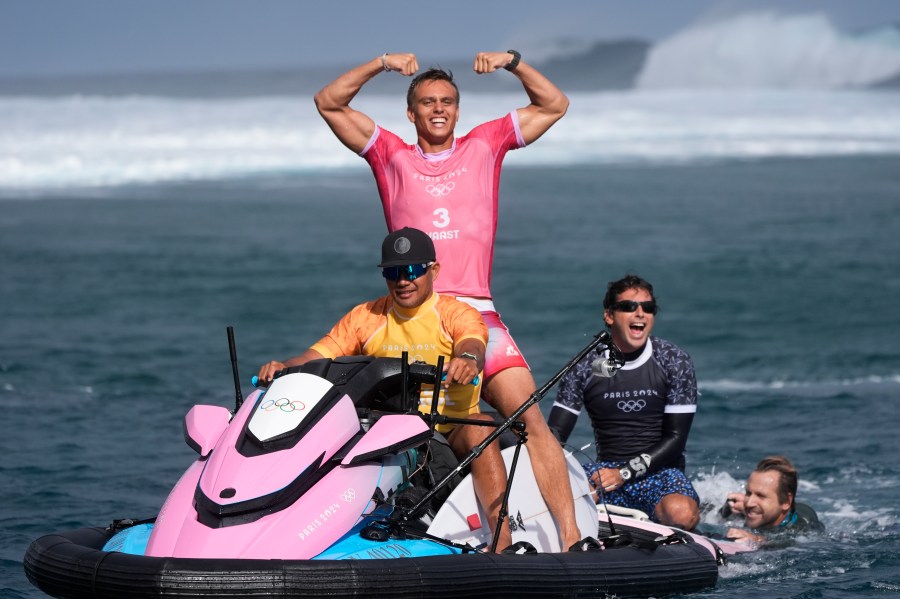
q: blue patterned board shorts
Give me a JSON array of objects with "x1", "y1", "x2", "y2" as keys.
[{"x1": 583, "y1": 461, "x2": 700, "y2": 522}]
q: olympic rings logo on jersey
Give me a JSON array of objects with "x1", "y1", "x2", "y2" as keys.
[
  {"x1": 260, "y1": 397, "x2": 307, "y2": 413},
  {"x1": 341, "y1": 488, "x2": 356, "y2": 503},
  {"x1": 426, "y1": 182, "x2": 455, "y2": 197},
  {"x1": 617, "y1": 399, "x2": 647, "y2": 413}
]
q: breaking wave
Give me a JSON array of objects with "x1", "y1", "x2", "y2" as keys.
[
  {"x1": 638, "y1": 12, "x2": 900, "y2": 89},
  {"x1": 3, "y1": 87, "x2": 900, "y2": 192}
]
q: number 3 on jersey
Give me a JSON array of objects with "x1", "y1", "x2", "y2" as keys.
[{"x1": 432, "y1": 208, "x2": 450, "y2": 229}]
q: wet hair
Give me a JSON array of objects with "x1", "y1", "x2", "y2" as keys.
[
  {"x1": 754, "y1": 455, "x2": 798, "y2": 507},
  {"x1": 406, "y1": 68, "x2": 459, "y2": 108},
  {"x1": 603, "y1": 274, "x2": 656, "y2": 310}
]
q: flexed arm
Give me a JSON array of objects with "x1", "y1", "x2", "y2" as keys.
[
  {"x1": 314, "y1": 53, "x2": 419, "y2": 153},
  {"x1": 472, "y1": 51, "x2": 569, "y2": 145}
]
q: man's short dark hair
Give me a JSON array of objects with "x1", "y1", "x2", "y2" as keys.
[
  {"x1": 755, "y1": 455, "x2": 798, "y2": 507},
  {"x1": 603, "y1": 274, "x2": 656, "y2": 310},
  {"x1": 407, "y1": 68, "x2": 459, "y2": 108}
]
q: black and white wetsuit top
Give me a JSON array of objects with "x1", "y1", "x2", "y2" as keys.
[{"x1": 550, "y1": 337, "x2": 697, "y2": 473}]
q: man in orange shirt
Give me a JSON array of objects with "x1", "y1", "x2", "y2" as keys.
[{"x1": 257, "y1": 227, "x2": 512, "y2": 551}]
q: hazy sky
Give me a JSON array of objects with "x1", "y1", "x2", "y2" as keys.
[{"x1": 3, "y1": 0, "x2": 900, "y2": 77}]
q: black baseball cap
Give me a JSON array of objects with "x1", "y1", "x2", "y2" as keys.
[{"x1": 378, "y1": 227, "x2": 436, "y2": 267}]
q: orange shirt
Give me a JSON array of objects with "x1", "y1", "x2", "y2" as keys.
[{"x1": 311, "y1": 292, "x2": 487, "y2": 431}]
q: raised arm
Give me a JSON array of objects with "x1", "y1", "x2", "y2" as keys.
[
  {"x1": 314, "y1": 53, "x2": 419, "y2": 153},
  {"x1": 472, "y1": 51, "x2": 569, "y2": 145}
]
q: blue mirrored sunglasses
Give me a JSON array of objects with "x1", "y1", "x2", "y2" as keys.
[{"x1": 382, "y1": 263, "x2": 431, "y2": 282}]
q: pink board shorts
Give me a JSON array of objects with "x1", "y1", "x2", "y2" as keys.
[
  {"x1": 480, "y1": 310, "x2": 530, "y2": 379},
  {"x1": 455, "y1": 298, "x2": 529, "y2": 378}
]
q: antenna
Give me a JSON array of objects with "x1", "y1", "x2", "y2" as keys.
[{"x1": 226, "y1": 326, "x2": 243, "y2": 411}]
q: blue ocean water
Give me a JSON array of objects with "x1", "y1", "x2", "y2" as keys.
[{"x1": 2, "y1": 153, "x2": 899, "y2": 597}]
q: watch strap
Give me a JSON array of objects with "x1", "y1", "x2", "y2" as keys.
[{"x1": 504, "y1": 50, "x2": 521, "y2": 72}]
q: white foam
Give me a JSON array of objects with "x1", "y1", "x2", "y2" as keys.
[
  {"x1": 693, "y1": 469, "x2": 744, "y2": 525},
  {"x1": 699, "y1": 373, "x2": 900, "y2": 393},
  {"x1": 2, "y1": 87, "x2": 900, "y2": 191},
  {"x1": 638, "y1": 12, "x2": 900, "y2": 89},
  {"x1": 819, "y1": 499, "x2": 896, "y2": 530}
]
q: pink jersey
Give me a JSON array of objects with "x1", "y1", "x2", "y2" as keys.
[{"x1": 361, "y1": 113, "x2": 525, "y2": 298}]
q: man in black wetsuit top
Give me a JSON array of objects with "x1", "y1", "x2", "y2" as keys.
[
  {"x1": 720, "y1": 455, "x2": 824, "y2": 546},
  {"x1": 548, "y1": 274, "x2": 700, "y2": 530}
]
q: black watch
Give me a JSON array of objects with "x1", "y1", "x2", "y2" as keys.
[{"x1": 504, "y1": 50, "x2": 521, "y2": 72}]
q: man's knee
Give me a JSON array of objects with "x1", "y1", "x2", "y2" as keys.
[
  {"x1": 656, "y1": 494, "x2": 700, "y2": 530},
  {"x1": 447, "y1": 414, "x2": 498, "y2": 455}
]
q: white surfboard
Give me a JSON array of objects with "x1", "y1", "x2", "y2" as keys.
[{"x1": 426, "y1": 445, "x2": 597, "y2": 552}]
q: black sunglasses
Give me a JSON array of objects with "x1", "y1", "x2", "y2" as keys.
[{"x1": 610, "y1": 300, "x2": 658, "y2": 315}]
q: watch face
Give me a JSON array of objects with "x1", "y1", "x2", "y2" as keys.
[{"x1": 620, "y1": 468, "x2": 632, "y2": 480}]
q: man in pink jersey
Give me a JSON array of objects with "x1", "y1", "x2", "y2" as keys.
[{"x1": 314, "y1": 51, "x2": 580, "y2": 549}]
